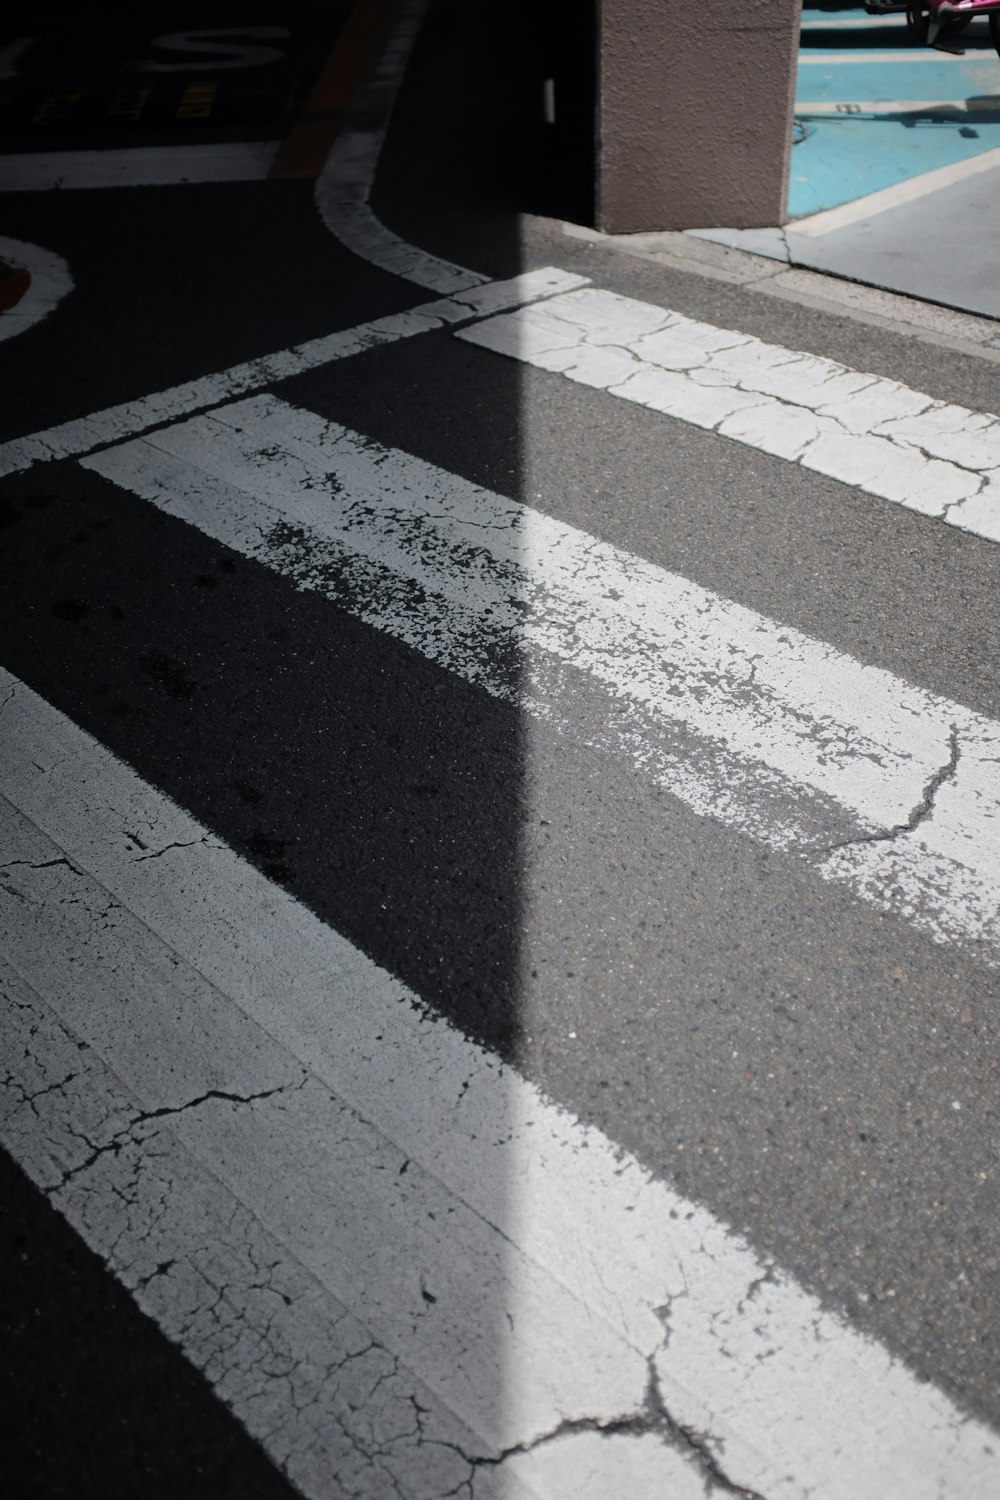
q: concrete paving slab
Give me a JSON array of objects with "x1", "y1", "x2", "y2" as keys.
[{"x1": 788, "y1": 157, "x2": 1000, "y2": 316}]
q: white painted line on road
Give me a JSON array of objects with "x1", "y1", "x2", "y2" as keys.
[
  {"x1": 789, "y1": 145, "x2": 1000, "y2": 234},
  {"x1": 0, "y1": 235, "x2": 72, "y2": 343},
  {"x1": 315, "y1": 0, "x2": 487, "y2": 294},
  {"x1": 0, "y1": 142, "x2": 282, "y2": 192},
  {"x1": 1, "y1": 667, "x2": 997, "y2": 1499},
  {"x1": 0, "y1": 266, "x2": 587, "y2": 478},
  {"x1": 457, "y1": 285, "x2": 1000, "y2": 544},
  {"x1": 83, "y1": 394, "x2": 1000, "y2": 962}
]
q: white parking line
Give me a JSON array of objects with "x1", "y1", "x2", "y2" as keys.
[
  {"x1": 799, "y1": 48, "x2": 999, "y2": 61},
  {"x1": 82, "y1": 393, "x2": 1000, "y2": 964},
  {"x1": 789, "y1": 145, "x2": 1000, "y2": 235},
  {"x1": 800, "y1": 15, "x2": 907, "y2": 26},
  {"x1": 457, "y1": 285, "x2": 1000, "y2": 543},
  {"x1": 2, "y1": 667, "x2": 997, "y2": 1499}
]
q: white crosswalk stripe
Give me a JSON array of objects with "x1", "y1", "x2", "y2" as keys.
[
  {"x1": 83, "y1": 392, "x2": 1000, "y2": 965},
  {"x1": 456, "y1": 286, "x2": 1000, "y2": 542},
  {"x1": 2, "y1": 668, "x2": 998, "y2": 1499},
  {"x1": 4, "y1": 266, "x2": 1000, "y2": 1498}
]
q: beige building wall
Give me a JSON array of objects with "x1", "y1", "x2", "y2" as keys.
[{"x1": 597, "y1": 0, "x2": 802, "y2": 233}]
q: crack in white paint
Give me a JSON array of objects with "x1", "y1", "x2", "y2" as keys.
[
  {"x1": 457, "y1": 288, "x2": 1000, "y2": 544},
  {"x1": 822, "y1": 723, "x2": 962, "y2": 854},
  {"x1": 55, "y1": 1079, "x2": 306, "y2": 1189},
  {"x1": 131, "y1": 835, "x2": 219, "y2": 862},
  {"x1": 81, "y1": 394, "x2": 1000, "y2": 961},
  {"x1": 2, "y1": 682, "x2": 998, "y2": 1497},
  {"x1": 470, "y1": 1357, "x2": 765, "y2": 1499},
  {"x1": 0, "y1": 970, "x2": 490, "y2": 1500}
]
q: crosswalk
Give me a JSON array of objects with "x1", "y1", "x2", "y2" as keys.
[
  {"x1": 3, "y1": 268, "x2": 1000, "y2": 1497},
  {"x1": 3, "y1": 667, "x2": 996, "y2": 1499},
  {"x1": 459, "y1": 286, "x2": 1000, "y2": 540},
  {"x1": 79, "y1": 386, "x2": 1000, "y2": 961}
]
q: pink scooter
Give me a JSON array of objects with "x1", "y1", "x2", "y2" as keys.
[{"x1": 906, "y1": 0, "x2": 1000, "y2": 54}]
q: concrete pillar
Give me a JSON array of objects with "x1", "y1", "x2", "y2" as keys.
[{"x1": 597, "y1": 0, "x2": 801, "y2": 233}]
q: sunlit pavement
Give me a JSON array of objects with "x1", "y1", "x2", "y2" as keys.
[
  {"x1": 691, "y1": 4, "x2": 1000, "y2": 318},
  {"x1": 793, "y1": 4, "x2": 1000, "y2": 216}
]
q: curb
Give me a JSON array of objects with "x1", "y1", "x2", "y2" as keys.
[{"x1": 562, "y1": 222, "x2": 1000, "y2": 366}]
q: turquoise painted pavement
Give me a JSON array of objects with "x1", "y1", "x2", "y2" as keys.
[{"x1": 792, "y1": 5, "x2": 1000, "y2": 217}]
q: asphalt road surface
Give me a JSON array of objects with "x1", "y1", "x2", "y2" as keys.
[{"x1": 2, "y1": 3, "x2": 999, "y2": 1498}]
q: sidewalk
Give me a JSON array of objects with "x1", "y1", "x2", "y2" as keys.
[{"x1": 691, "y1": 5, "x2": 1000, "y2": 320}]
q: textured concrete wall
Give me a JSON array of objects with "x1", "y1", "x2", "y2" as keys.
[{"x1": 597, "y1": 0, "x2": 801, "y2": 233}]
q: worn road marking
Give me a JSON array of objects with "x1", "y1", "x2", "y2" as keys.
[
  {"x1": 0, "y1": 142, "x2": 283, "y2": 192},
  {"x1": 314, "y1": 0, "x2": 487, "y2": 294},
  {"x1": 457, "y1": 284, "x2": 1000, "y2": 544},
  {"x1": 0, "y1": 267, "x2": 585, "y2": 479},
  {"x1": 82, "y1": 393, "x2": 1000, "y2": 963},
  {"x1": 1, "y1": 667, "x2": 997, "y2": 1499}
]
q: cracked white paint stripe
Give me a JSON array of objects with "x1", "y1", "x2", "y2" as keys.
[
  {"x1": 0, "y1": 958, "x2": 516, "y2": 1500},
  {"x1": 1, "y1": 668, "x2": 998, "y2": 1499},
  {"x1": 456, "y1": 286, "x2": 1000, "y2": 544},
  {"x1": 83, "y1": 394, "x2": 1000, "y2": 961},
  {"x1": 0, "y1": 267, "x2": 587, "y2": 479}
]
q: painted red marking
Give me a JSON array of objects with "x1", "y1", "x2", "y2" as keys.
[{"x1": 0, "y1": 259, "x2": 31, "y2": 313}]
